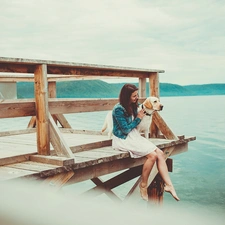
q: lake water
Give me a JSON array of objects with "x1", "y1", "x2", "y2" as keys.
[{"x1": 1, "y1": 95, "x2": 225, "y2": 222}]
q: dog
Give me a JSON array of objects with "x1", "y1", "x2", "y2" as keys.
[{"x1": 101, "y1": 96, "x2": 163, "y2": 139}]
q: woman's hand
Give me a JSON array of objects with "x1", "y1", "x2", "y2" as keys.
[{"x1": 137, "y1": 109, "x2": 146, "y2": 119}]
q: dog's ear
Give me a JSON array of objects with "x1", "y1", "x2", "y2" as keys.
[{"x1": 143, "y1": 98, "x2": 153, "y2": 109}]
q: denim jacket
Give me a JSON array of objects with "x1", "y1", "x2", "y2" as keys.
[{"x1": 112, "y1": 103, "x2": 141, "y2": 139}]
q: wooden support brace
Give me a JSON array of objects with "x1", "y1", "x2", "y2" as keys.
[
  {"x1": 152, "y1": 112, "x2": 178, "y2": 140},
  {"x1": 41, "y1": 171, "x2": 74, "y2": 191},
  {"x1": 49, "y1": 113, "x2": 74, "y2": 158},
  {"x1": 54, "y1": 114, "x2": 72, "y2": 128},
  {"x1": 27, "y1": 116, "x2": 36, "y2": 128}
]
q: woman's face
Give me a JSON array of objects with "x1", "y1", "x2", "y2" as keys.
[{"x1": 129, "y1": 90, "x2": 139, "y2": 104}]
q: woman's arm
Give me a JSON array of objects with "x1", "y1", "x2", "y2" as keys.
[{"x1": 113, "y1": 106, "x2": 141, "y2": 135}]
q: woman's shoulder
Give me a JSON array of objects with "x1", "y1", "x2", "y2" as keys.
[{"x1": 113, "y1": 103, "x2": 125, "y2": 112}]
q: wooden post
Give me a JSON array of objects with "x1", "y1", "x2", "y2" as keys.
[
  {"x1": 148, "y1": 174, "x2": 164, "y2": 204},
  {"x1": 149, "y1": 72, "x2": 160, "y2": 137},
  {"x1": 139, "y1": 78, "x2": 146, "y2": 97},
  {"x1": 34, "y1": 64, "x2": 50, "y2": 155},
  {"x1": 149, "y1": 72, "x2": 159, "y2": 98},
  {"x1": 48, "y1": 81, "x2": 58, "y2": 124},
  {"x1": 148, "y1": 158, "x2": 173, "y2": 203}
]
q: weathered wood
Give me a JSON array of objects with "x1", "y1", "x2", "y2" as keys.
[
  {"x1": 49, "y1": 113, "x2": 74, "y2": 158},
  {"x1": 70, "y1": 139, "x2": 111, "y2": 153},
  {"x1": 0, "y1": 99, "x2": 36, "y2": 118},
  {"x1": 0, "y1": 154, "x2": 32, "y2": 166},
  {"x1": 149, "y1": 72, "x2": 160, "y2": 137},
  {"x1": 149, "y1": 72, "x2": 159, "y2": 98},
  {"x1": 30, "y1": 155, "x2": 74, "y2": 166},
  {"x1": 34, "y1": 64, "x2": 50, "y2": 155},
  {"x1": 0, "y1": 57, "x2": 164, "y2": 75},
  {"x1": 0, "y1": 128, "x2": 36, "y2": 137},
  {"x1": 0, "y1": 98, "x2": 147, "y2": 118}
]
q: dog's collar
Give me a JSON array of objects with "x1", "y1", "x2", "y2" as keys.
[{"x1": 141, "y1": 104, "x2": 153, "y2": 117}]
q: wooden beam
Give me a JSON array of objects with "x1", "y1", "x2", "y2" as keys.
[
  {"x1": 30, "y1": 155, "x2": 74, "y2": 166},
  {"x1": 0, "y1": 99, "x2": 36, "y2": 118},
  {"x1": 49, "y1": 113, "x2": 74, "y2": 158},
  {"x1": 34, "y1": 64, "x2": 50, "y2": 155}
]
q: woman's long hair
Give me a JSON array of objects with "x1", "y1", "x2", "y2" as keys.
[{"x1": 119, "y1": 83, "x2": 138, "y2": 116}]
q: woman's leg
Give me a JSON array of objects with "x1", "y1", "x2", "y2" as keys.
[
  {"x1": 155, "y1": 148, "x2": 180, "y2": 201},
  {"x1": 139, "y1": 151, "x2": 157, "y2": 201}
]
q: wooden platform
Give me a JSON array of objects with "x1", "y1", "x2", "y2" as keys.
[
  {"x1": 0, "y1": 129, "x2": 195, "y2": 183},
  {"x1": 0, "y1": 57, "x2": 196, "y2": 202}
]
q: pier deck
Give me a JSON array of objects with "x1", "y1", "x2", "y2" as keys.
[{"x1": 0, "y1": 129, "x2": 195, "y2": 183}]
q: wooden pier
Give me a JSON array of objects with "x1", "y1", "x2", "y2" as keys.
[{"x1": 0, "y1": 57, "x2": 195, "y2": 203}]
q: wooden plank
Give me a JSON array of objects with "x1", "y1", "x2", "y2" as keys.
[
  {"x1": 0, "y1": 128, "x2": 36, "y2": 137},
  {"x1": 0, "y1": 166, "x2": 38, "y2": 181},
  {"x1": 49, "y1": 113, "x2": 74, "y2": 158},
  {"x1": 71, "y1": 139, "x2": 112, "y2": 153},
  {"x1": 0, "y1": 99, "x2": 36, "y2": 118},
  {"x1": 0, "y1": 154, "x2": 33, "y2": 166},
  {"x1": 0, "y1": 98, "x2": 148, "y2": 118},
  {"x1": 30, "y1": 155, "x2": 74, "y2": 166},
  {"x1": 34, "y1": 64, "x2": 50, "y2": 155}
]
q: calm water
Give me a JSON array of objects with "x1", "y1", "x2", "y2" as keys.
[{"x1": 1, "y1": 95, "x2": 225, "y2": 217}]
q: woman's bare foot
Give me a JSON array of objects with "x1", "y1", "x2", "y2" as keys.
[
  {"x1": 139, "y1": 183, "x2": 148, "y2": 201},
  {"x1": 164, "y1": 184, "x2": 180, "y2": 201}
]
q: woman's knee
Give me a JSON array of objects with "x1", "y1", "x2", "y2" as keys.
[
  {"x1": 146, "y1": 151, "x2": 157, "y2": 161},
  {"x1": 155, "y1": 148, "x2": 164, "y2": 158}
]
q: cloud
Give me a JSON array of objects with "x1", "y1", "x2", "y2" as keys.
[{"x1": 0, "y1": 0, "x2": 225, "y2": 85}]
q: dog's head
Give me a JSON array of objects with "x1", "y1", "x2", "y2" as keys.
[{"x1": 143, "y1": 96, "x2": 163, "y2": 111}]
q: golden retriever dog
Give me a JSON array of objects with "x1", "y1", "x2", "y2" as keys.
[{"x1": 101, "y1": 96, "x2": 163, "y2": 139}]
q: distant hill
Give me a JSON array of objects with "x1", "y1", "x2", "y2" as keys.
[{"x1": 16, "y1": 80, "x2": 225, "y2": 98}]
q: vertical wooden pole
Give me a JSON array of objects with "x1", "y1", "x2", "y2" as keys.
[
  {"x1": 149, "y1": 72, "x2": 159, "y2": 98},
  {"x1": 149, "y1": 72, "x2": 160, "y2": 137},
  {"x1": 139, "y1": 78, "x2": 146, "y2": 97},
  {"x1": 48, "y1": 81, "x2": 57, "y2": 124},
  {"x1": 34, "y1": 64, "x2": 50, "y2": 155},
  {"x1": 148, "y1": 174, "x2": 164, "y2": 204}
]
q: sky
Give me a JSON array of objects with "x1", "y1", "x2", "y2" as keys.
[{"x1": 1, "y1": 0, "x2": 225, "y2": 85}]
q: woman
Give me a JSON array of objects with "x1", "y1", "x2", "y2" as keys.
[{"x1": 112, "y1": 83, "x2": 179, "y2": 201}]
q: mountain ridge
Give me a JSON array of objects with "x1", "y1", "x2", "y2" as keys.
[{"x1": 17, "y1": 80, "x2": 225, "y2": 98}]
